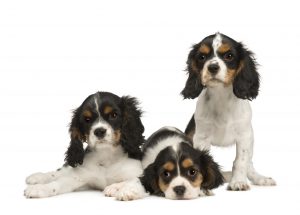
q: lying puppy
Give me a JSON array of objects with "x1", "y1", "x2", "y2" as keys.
[
  {"x1": 181, "y1": 33, "x2": 276, "y2": 190},
  {"x1": 104, "y1": 127, "x2": 223, "y2": 200},
  {"x1": 25, "y1": 92, "x2": 144, "y2": 198}
]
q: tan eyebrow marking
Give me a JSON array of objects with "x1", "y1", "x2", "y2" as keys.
[
  {"x1": 218, "y1": 43, "x2": 231, "y2": 53},
  {"x1": 83, "y1": 110, "x2": 92, "y2": 118},
  {"x1": 103, "y1": 105, "x2": 113, "y2": 114},
  {"x1": 198, "y1": 44, "x2": 210, "y2": 54},
  {"x1": 182, "y1": 158, "x2": 194, "y2": 168},
  {"x1": 163, "y1": 162, "x2": 175, "y2": 171}
]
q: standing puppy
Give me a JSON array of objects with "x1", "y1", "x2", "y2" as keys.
[
  {"x1": 181, "y1": 33, "x2": 276, "y2": 190},
  {"x1": 25, "y1": 92, "x2": 144, "y2": 198}
]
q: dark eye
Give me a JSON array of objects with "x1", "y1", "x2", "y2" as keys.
[
  {"x1": 187, "y1": 168, "x2": 197, "y2": 177},
  {"x1": 162, "y1": 170, "x2": 171, "y2": 178},
  {"x1": 224, "y1": 52, "x2": 234, "y2": 61},
  {"x1": 84, "y1": 117, "x2": 91, "y2": 123},
  {"x1": 198, "y1": 54, "x2": 206, "y2": 61},
  {"x1": 109, "y1": 112, "x2": 118, "y2": 119}
]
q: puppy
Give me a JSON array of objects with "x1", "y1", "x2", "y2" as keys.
[
  {"x1": 181, "y1": 33, "x2": 276, "y2": 190},
  {"x1": 25, "y1": 92, "x2": 144, "y2": 198},
  {"x1": 104, "y1": 127, "x2": 223, "y2": 200}
]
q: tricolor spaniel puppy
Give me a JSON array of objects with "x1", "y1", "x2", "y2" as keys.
[
  {"x1": 181, "y1": 33, "x2": 276, "y2": 190},
  {"x1": 24, "y1": 92, "x2": 144, "y2": 198},
  {"x1": 104, "y1": 127, "x2": 223, "y2": 200}
]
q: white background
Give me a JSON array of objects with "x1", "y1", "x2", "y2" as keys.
[{"x1": 1, "y1": 0, "x2": 299, "y2": 214}]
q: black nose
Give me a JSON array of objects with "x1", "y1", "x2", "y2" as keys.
[
  {"x1": 208, "y1": 63, "x2": 220, "y2": 75},
  {"x1": 94, "y1": 128, "x2": 107, "y2": 138},
  {"x1": 173, "y1": 186, "x2": 186, "y2": 196}
]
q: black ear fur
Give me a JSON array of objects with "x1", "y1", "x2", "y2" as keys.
[
  {"x1": 199, "y1": 151, "x2": 224, "y2": 190},
  {"x1": 120, "y1": 96, "x2": 144, "y2": 160},
  {"x1": 64, "y1": 109, "x2": 85, "y2": 167},
  {"x1": 233, "y1": 46, "x2": 260, "y2": 100},
  {"x1": 140, "y1": 163, "x2": 163, "y2": 196},
  {"x1": 181, "y1": 44, "x2": 204, "y2": 99}
]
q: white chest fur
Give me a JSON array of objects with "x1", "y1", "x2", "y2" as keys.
[
  {"x1": 78, "y1": 144, "x2": 142, "y2": 188},
  {"x1": 194, "y1": 85, "x2": 253, "y2": 148}
]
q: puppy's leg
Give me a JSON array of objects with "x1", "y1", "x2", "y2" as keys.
[
  {"x1": 26, "y1": 168, "x2": 65, "y2": 185},
  {"x1": 228, "y1": 134, "x2": 251, "y2": 191},
  {"x1": 24, "y1": 168, "x2": 88, "y2": 198}
]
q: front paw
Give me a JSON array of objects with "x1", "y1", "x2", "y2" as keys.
[
  {"x1": 26, "y1": 172, "x2": 50, "y2": 185},
  {"x1": 227, "y1": 181, "x2": 250, "y2": 191},
  {"x1": 199, "y1": 189, "x2": 214, "y2": 196},
  {"x1": 24, "y1": 184, "x2": 57, "y2": 198},
  {"x1": 104, "y1": 182, "x2": 124, "y2": 197},
  {"x1": 115, "y1": 187, "x2": 148, "y2": 201}
]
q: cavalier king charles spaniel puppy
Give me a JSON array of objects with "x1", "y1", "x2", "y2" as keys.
[
  {"x1": 24, "y1": 92, "x2": 144, "y2": 198},
  {"x1": 181, "y1": 33, "x2": 276, "y2": 191},
  {"x1": 104, "y1": 127, "x2": 223, "y2": 200}
]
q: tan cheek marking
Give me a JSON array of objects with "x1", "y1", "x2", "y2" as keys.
[
  {"x1": 191, "y1": 173, "x2": 203, "y2": 188},
  {"x1": 163, "y1": 162, "x2": 175, "y2": 172},
  {"x1": 113, "y1": 130, "x2": 121, "y2": 144},
  {"x1": 70, "y1": 127, "x2": 81, "y2": 139},
  {"x1": 199, "y1": 44, "x2": 210, "y2": 54},
  {"x1": 201, "y1": 69, "x2": 211, "y2": 85},
  {"x1": 218, "y1": 43, "x2": 231, "y2": 53},
  {"x1": 158, "y1": 177, "x2": 169, "y2": 192},
  {"x1": 104, "y1": 106, "x2": 113, "y2": 114},
  {"x1": 70, "y1": 127, "x2": 86, "y2": 142},
  {"x1": 182, "y1": 158, "x2": 194, "y2": 168},
  {"x1": 224, "y1": 69, "x2": 237, "y2": 85},
  {"x1": 224, "y1": 61, "x2": 244, "y2": 85},
  {"x1": 190, "y1": 60, "x2": 199, "y2": 73}
]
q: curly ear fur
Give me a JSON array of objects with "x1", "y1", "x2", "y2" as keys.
[
  {"x1": 64, "y1": 109, "x2": 85, "y2": 167},
  {"x1": 120, "y1": 96, "x2": 144, "y2": 160},
  {"x1": 181, "y1": 44, "x2": 204, "y2": 99},
  {"x1": 140, "y1": 163, "x2": 163, "y2": 196},
  {"x1": 233, "y1": 46, "x2": 260, "y2": 100},
  {"x1": 199, "y1": 151, "x2": 224, "y2": 190}
]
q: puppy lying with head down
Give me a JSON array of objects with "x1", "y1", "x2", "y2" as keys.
[
  {"x1": 104, "y1": 127, "x2": 224, "y2": 200},
  {"x1": 25, "y1": 92, "x2": 145, "y2": 198}
]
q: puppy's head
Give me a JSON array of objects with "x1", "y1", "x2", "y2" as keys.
[
  {"x1": 181, "y1": 33, "x2": 259, "y2": 100},
  {"x1": 141, "y1": 142, "x2": 223, "y2": 200},
  {"x1": 65, "y1": 92, "x2": 144, "y2": 167}
]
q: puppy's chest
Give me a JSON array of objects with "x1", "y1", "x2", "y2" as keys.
[
  {"x1": 83, "y1": 149, "x2": 123, "y2": 170},
  {"x1": 195, "y1": 105, "x2": 243, "y2": 146}
]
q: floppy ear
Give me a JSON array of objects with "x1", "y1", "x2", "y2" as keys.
[
  {"x1": 233, "y1": 45, "x2": 260, "y2": 100},
  {"x1": 120, "y1": 96, "x2": 144, "y2": 160},
  {"x1": 64, "y1": 108, "x2": 85, "y2": 167},
  {"x1": 199, "y1": 151, "x2": 224, "y2": 190},
  {"x1": 181, "y1": 44, "x2": 204, "y2": 99},
  {"x1": 140, "y1": 163, "x2": 163, "y2": 196}
]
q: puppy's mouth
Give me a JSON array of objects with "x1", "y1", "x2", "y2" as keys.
[{"x1": 203, "y1": 77, "x2": 224, "y2": 86}]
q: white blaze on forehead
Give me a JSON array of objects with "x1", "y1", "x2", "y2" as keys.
[
  {"x1": 212, "y1": 33, "x2": 223, "y2": 55},
  {"x1": 141, "y1": 136, "x2": 182, "y2": 169},
  {"x1": 94, "y1": 97, "x2": 101, "y2": 117}
]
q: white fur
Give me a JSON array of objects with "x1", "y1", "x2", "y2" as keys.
[
  {"x1": 193, "y1": 83, "x2": 276, "y2": 190},
  {"x1": 164, "y1": 176, "x2": 201, "y2": 200},
  {"x1": 88, "y1": 119, "x2": 114, "y2": 148},
  {"x1": 104, "y1": 178, "x2": 148, "y2": 201},
  {"x1": 25, "y1": 143, "x2": 143, "y2": 198},
  {"x1": 202, "y1": 33, "x2": 227, "y2": 87},
  {"x1": 142, "y1": 135, "x2": 182, "y2": 169}
]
